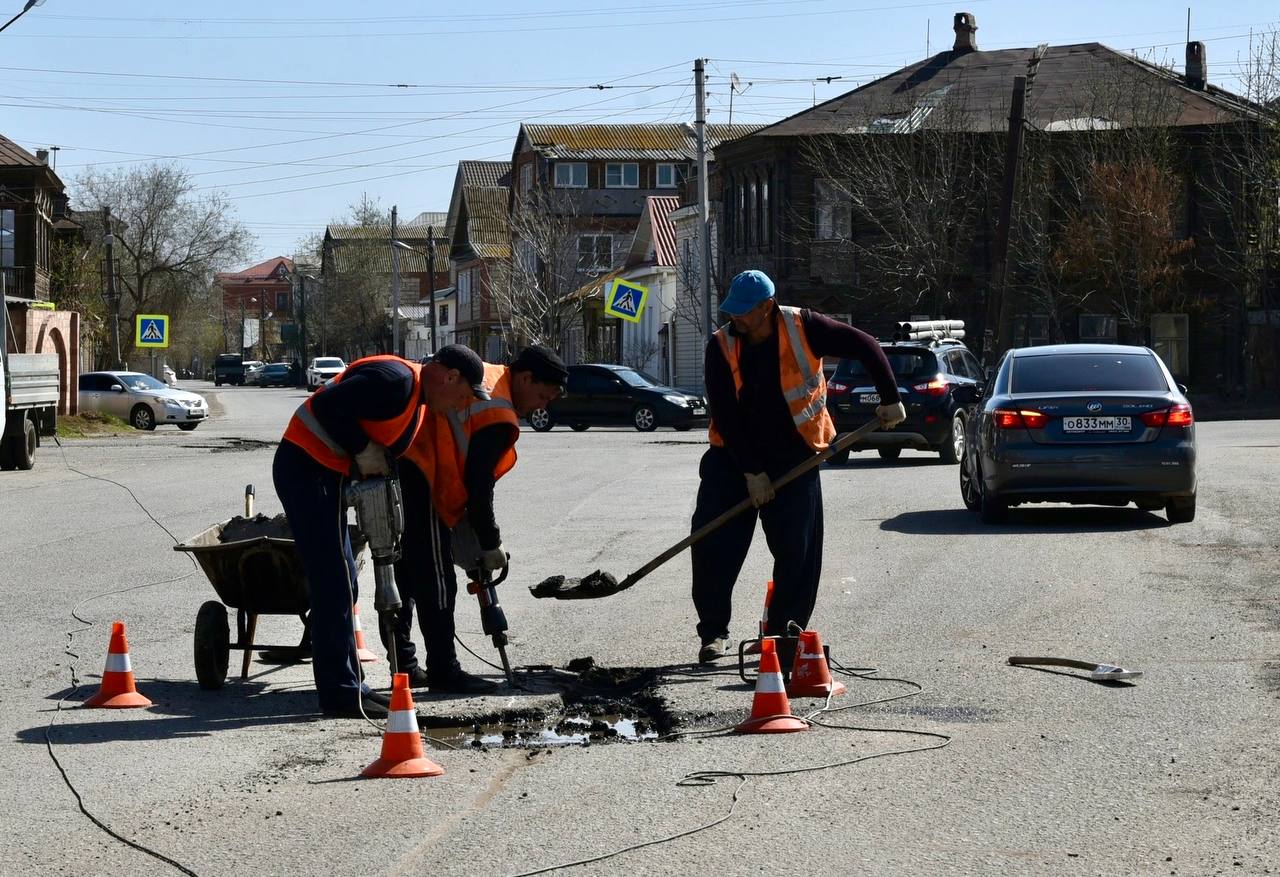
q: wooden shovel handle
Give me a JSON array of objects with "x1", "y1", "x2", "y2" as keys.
[{"x1": 616, "y1": 418, "x2": 882, "y2": 592}]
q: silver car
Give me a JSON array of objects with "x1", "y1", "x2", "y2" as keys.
[{"x1": 78, "y1": 371, "x2": 209, "y2": 431}]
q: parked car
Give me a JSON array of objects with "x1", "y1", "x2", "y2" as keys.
[
  {"x1": 258, "y1": 362, "x2": 293, "y2": 387},
  {"x1": 243, "y1": 360, "x2": 266, "y2": 385},
  {"x1": 958, "y1": 344, "x2": 1197, "y2": 524},
  {"x1": 827, "y1": 336, "x2": 983, "y2": 464},
  {"x1": 528, "y1": 364, "x2": 707, "y2": 432},
  {"x1": 306, "y1": 356, "x2": 346, "y2": 390},
  {"x1": 213, "y1": 353, "x2": 246, "y2": 387},
  {"x1": 78, "y1": 371, "x2": 209, "y2": 431}
]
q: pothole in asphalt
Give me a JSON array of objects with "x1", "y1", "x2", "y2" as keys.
[
  {"x1": 421, "y1": 660, "x2": 675, "y2": 750},
  {"x1": 188, "y1": 438, "x2": 276, "y2": 453}
]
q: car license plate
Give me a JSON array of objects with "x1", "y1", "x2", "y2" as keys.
[
  {"x1": 691, "y1": 407, "x2": 706, "y2": 416},
  {"x1": 858, "y1": 393, "x2": 880, "y2": 404},
  {"x1": 1063, "y1": 416, "x2": 1131, "y2": 432}
]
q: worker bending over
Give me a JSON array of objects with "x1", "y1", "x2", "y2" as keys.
[
  {"x1": 274, "y1": 345, "x2": 488, "y2": 717},
  {"x1": 693, "y1": 270, "x2": 905, "y2": 664},
  {"x1": 387, "y1": 345, "x2": 568, "y2": 692}
]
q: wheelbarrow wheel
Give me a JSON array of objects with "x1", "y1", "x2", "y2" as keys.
[{"x1": 195, "y1": 600, "x2": 230, "y2": 690}]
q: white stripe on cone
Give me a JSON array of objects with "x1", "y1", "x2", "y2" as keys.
[
  {"x1": 756, "y1": 672, "x2": 786, "y2": 694},
  {"x1": 104, "y1": 652, "x2": 131, "y2": 673},
  {"x1": 799, "y1": 652, "x2": 823, "y2": 660},
  {"x1": 386, "y1": 710, "x2": 419, "y2": 734},
  {"x1": 353, "y1": 609, "x2": 364, "y2": 632}
]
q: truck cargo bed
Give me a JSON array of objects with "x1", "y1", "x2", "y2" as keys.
[{"x1": 6, "y1": 353, "x2": 60, "y2": 408}]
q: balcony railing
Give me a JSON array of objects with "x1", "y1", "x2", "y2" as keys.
[{"x1": 1, "y1": 266, "x2": 29, "y2": 298}]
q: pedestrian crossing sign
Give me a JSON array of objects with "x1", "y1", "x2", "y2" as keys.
[
  {"x1": 604, "y1": 278, "x2": 648, "y2": 323},
  {"x1": 135, "y1": 314, "x2": 170, "y2": 348}
]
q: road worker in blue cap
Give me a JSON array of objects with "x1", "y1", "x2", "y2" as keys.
[{"x1": 692, "y1": 269, "x2": 906, "y2": 663}]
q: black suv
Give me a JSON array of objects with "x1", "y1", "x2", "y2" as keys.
[
  {"x1": 528, "y1": 364, "x2": 708, "y2": 432},
  {"x1": 827, "y1": 337, "x2": 985, "y2": 464}
]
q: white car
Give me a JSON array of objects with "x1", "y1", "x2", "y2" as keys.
[
  {"x1": 306, "y1": 356, "x2": 346, "y2": 390},
  {"x1": 243, "y1": 360, "x2": 266, "y2": 385},
  {"x1": 78, "y1": 371, "x2": 209, "y2": 431}
]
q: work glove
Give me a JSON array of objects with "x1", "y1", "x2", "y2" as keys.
[
  {"x1": 875, "y1": 401, "x2": 907, "y2": 430},
  {"x1": 354, "y1": 442, "x2": 390, "y2": 477},
  {"x1": 744, "y1": 472, "x2": 775, "y2": 509},
  {"x1": 479, "y1": 546, "x2": 508, "y2": 573}
]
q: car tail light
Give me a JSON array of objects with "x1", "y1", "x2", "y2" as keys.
[
  {"x1": 994, "y1": 408, "x2": 1048, "y2": 430},
  {"x1": 912, "y1": 375, "x2": 950, "y2": 397},
  {"x1": 1141, "y1": 403, "x2": 1194, "y2": 428},
  {"x1": 828, "y1": 381, "x2": 848, "y2": 393}
]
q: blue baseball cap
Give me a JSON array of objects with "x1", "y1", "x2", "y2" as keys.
[{"x1": 719, "y1": 269, "x2": 775, "y2": 316}]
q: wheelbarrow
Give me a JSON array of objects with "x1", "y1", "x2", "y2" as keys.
[{"x1": 174, "y1": 485, "x2": 365, "y2": 690}]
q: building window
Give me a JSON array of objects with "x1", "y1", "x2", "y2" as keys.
[
  {"x1": 276, "y1": 291, "x2": 289, "y2": 312},
  {"x1": 0, "y1": 208, "x2": 13, "y2": 268},
  {"x1": 605, "y1": 163, "x2": 639, "y2": 188},
  {"x1": 520, "y1": 162, "x2": 533, "y2": 194},
  {"x1": 1152, "y1": 313, "x2": 1189, "y2": 376},
  {"x1": 553, "y1": 162, "x2": 587, "y2": 188},
  {"x1": 1011, "y1": 314, "x2": 1051, "y2": 346},
  {"x1": 761, "y1": 177, "x2": 770, "y2": 247},
  {"x1": 577, "y1": 234, "x2": 612, "y2": 271},
  {"x1": 439, "y1": 303, "x2": 450, "y2": 326},
  {"x1": 457, "y1": 268, "x2": 471, "y2": 316},
  {"x1": 515, "y1": 238, "x2": 537, "y2": 276},
  {"x1": 656, "y1": 164, "x2": 678, "y2": 188},
  {"x1": 746, "y1": 179, "x2": 757, "y2": 248},
  {"x1": 1078, "y1": 314, "x2": 1118, "y2": 343},
  {"x1": 814, "y1": 179, "x2": 851, "y2": 241}
]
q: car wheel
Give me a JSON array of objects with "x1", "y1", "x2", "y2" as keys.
[
  {"x1": 877, "y1": 447, "x2": 901, "y2": 460},
  {"x1": 130, "y1": 404, "x2": 156, "y2": 431},
  {"x1": 528, "y1": 408, "x2": 554, "y2": 432},
  {"x1": 979, "y1": 480, "x2": 1007, "y2": 524},
  {"x1": 1166, "y1": 494, "x2": 1196, "y2": 524},
  {"x1": 939, "y1": 413, "x2": 964, "y2": 464},
  {"x1": 5, "y1": 416, "x2": 37, "y2": 471},
  {"x1": 215, "y1": 378, "x2": 222, "y2": 387},
  {"x1": 570, "y1": 423, "x2": 590, "y2": 432},
  {"x1": 178, "y1": 423, "x2": 199, "y2": 431},
  {"x1": 633, "y1": 405, "x2": 658, "y2": 432},
  {"x1": 194, "y1": 601, "x2": 230, "y2": 690},
  {"x1": 960, "y1": 456, "x2": 982, "y2": 512}
]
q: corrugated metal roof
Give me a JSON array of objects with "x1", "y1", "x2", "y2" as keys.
[
  {"x1": 0, "y1": 134, "x2": 44, "y2": 167},
  {"x1": 328, "y1": 237, "x2": 449, "y2": 275},
  {"x1": 750, "y1": 43, "x2": 1259, "y2": 139},
  {"x1": 216, "y1": 256, "x2": 295, "y2": 283},
  {"x1": 464, "y1": 187, "x2": 512, "y2": 261},
  {"x1": 408, "y1": 211, "x2": 449, "y2": 229},
  {"x1": 460, "y1": 160, "x2": 512, "y2": 189},
  {"x1": 518, "y1": 123, "x2": 764, "y2": 161},
  {"x1": 644, "y1": 195, "x2": 680, "y2": 267}
]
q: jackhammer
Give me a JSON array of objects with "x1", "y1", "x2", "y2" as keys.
[
  {"x1": 344, "y1": 475, "x2": 405, "y2": 676},
  {"x1": 452, "y1": 523, "x2": 514, "y2": 686}
]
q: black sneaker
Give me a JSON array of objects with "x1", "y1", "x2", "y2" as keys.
[
  {"x1": 321, "y1": 693, "x2": 390, "y2": 719},
  {"x1": 403, "y1": 666, "x2": 432, "y2": 688},
  {"x1": 698, "y1": 637, "x2": 729, "y2": 664},
  {"x1": 428, "y1": 667, "x2": 500, "y2": 695}
]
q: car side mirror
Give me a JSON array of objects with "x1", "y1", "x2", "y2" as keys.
[
  {"x1": 1177, "y1": 383, "x2": 1188, "y2": 395},
  {"x1": 110, "y1": 385, "x2": 124, "y2": 392}
]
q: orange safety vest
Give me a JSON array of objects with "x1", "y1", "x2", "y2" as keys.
[
  {"x1": 281, "y1": 354, "x2": 426, "y2": 475},
  {"x1": 708, "y1": 305, "x2": 836, "y2": 453},
  {"x1": 404, "y1": 362, "x2": 520, "y2": 527}
]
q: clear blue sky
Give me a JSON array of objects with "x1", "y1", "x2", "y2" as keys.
[{"x1": 2, "y1": 1, "x2": 1274, "y2": 265}]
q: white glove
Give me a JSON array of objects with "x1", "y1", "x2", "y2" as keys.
[
  {"x1": 744, "y1": 472, "x2": 776, "y2": 508},
  {"x1": 875, "y1": 401, "x2": 907, "y2": 430},
  {"x1": 479, "y1": 546, "x2": 508, "y2": 572},
  {"x1": 353, "y1": 442, "x2": 389, "y2": 477}
]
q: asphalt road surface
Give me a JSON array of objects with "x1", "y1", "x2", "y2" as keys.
[{"x1": 3, "y1": 381, "x2": 1277, "y2": 876}]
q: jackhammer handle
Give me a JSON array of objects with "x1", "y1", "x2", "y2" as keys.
[{"x1": 617, "y1": 419, "x2": 882, "y2": 591}]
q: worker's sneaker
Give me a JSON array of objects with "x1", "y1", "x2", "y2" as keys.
[
  {"x1": 698, "y1": 637, "x2": 730, "y2": 664},
  {"x1": 320, "y1": 693, "x2": 390, "y2": 720},
  {"x1": 428, "y1": 667, "x2": 499, "y2": 695},
  {"x1": 403, "y1": 666, "x2": 432, "y2": 689}
]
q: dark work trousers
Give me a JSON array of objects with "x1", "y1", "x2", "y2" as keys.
[
  {"x1": 690, "y1": 445, "x2": 824, "y2": 644},
  {"x1": 383, "y1": 461, "x2": 461, "y2": 677},
  {"x1": 272, "y1": 440, "x2": 361, "y2": 712}
]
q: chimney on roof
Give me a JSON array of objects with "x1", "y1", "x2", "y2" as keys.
[
  {"x1": 953, "y1": 12, "x2": 978, "y2": 54},
  {"x1": 35, "y1": 148, "x2": 48, "y2": 165},
  {"x1": 1185, "y1": 41, "x2": 1207, "y2": 90}
]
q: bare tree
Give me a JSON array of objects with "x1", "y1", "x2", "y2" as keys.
[
  {"x1": 319, "y1": 194, "x2": 395, "y2": 360},
  {"x1": 73, "y1": 163, "x2": 253, "y2": 354}
]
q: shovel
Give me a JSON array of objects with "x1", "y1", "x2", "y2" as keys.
[{"x1": 530, "y1": 418, "x2": 882, "y2": 600}]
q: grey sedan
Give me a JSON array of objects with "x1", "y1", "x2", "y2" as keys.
[
  {"x1": 959, "y1": 344, "x2": 1196, "y2": 523},
  {"x1": 78, "y1": 371, "x2": 209, "y2": 431}
]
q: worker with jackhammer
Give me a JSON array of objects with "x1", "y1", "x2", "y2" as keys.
[
  {"x1": 273, "y1": 345, "x2": 489, "y2": 718},
  {"x1": 384, "y1": 345, "x2": 569, "y2": 692},
  {"x1": 693, "y1": 270, "x2": 906, "y2": 664}
]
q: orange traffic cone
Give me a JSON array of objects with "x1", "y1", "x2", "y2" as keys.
[
  {"x1": 84, "y1": 621, "x2": 152, "y2": 709},
  {"x1": 744, "y1": 580, "x2": 775, "y2": 655},
  {"x1": 352, "y1": 603, "x2": 379, "y2": 664},
  {"x1": 735, "y1": 638, "x2": 807, "y2": 734},
  {"x1": 362, "y1": 673, "x2": 444, "y2": 779},
  {"x1": 788, "y1": 630, "x2": 846, "y2": 698}
]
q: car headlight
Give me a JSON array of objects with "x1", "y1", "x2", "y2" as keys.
[{"x1": 662, "y1": 394, "x2": 690, "y2": 406}]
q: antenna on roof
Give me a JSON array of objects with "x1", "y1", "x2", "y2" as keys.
[
  {"x1": 1186, "y1": 8, "x2": 1191, "y2": 45},
  {"x1": 927, "y1": 19, "x2": 931, "y2": 57},
  {"x1": 729, "y1": 72, "x2": 747, "y2": 127}
]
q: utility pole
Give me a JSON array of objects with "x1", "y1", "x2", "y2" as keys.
[
  {"x1": 390, "y1": 205, "x2": 402, "y2": 356},
  {"x1": 298, "y1": 275, "x2": 308, "y2": 367},
  {"x1": 240, "y1": 296, "x2": 248, "y2": 354},
  {"x1": 101, "y1": 205, "x2": 123, "y2": 369},
  {"x1": 982, "y1": 75, "x2": 1029, "y2": 368},
  {"x1": 259, "y1": 292, "x2": 267, "y2": 362},
  {"x1": 694, "y1": 57, "x2": 713, "y2": 343},
  {"x1": 426, "y1": 226, "x2": 438, "y2": 356}
]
